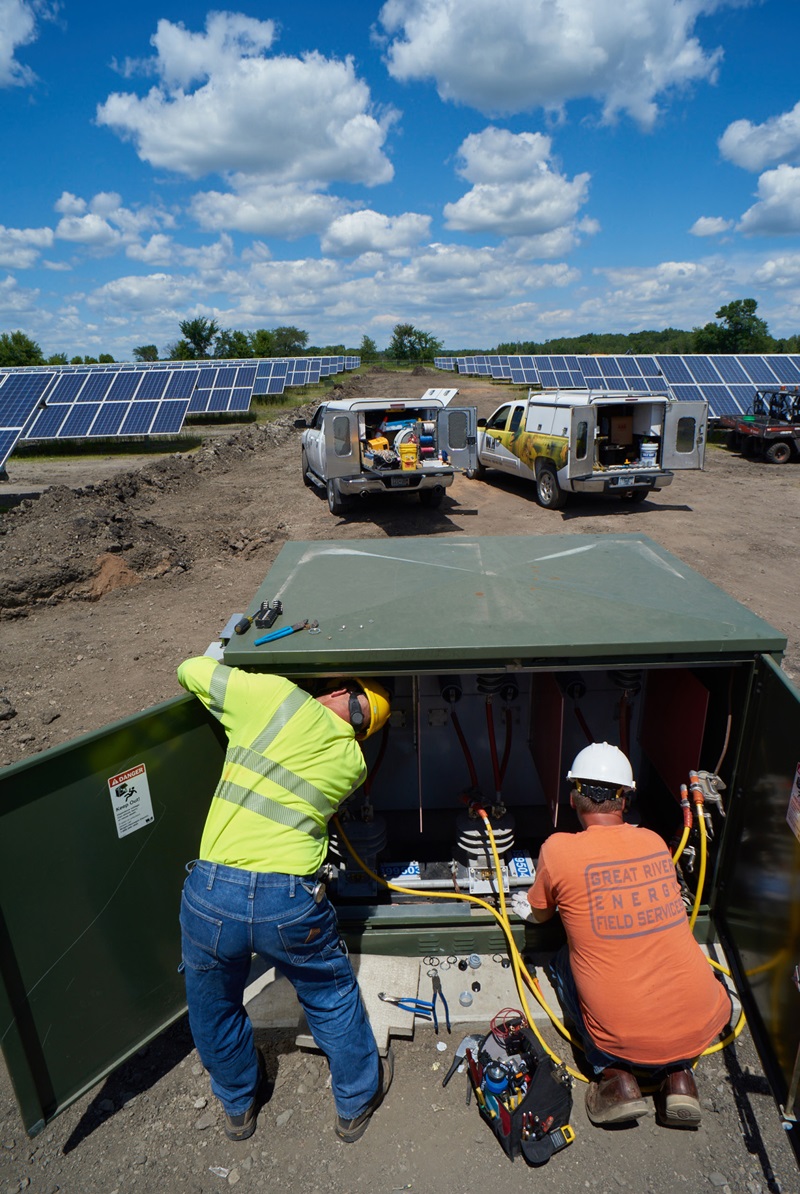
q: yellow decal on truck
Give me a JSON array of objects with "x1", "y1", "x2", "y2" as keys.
[{"x1": 493, "y1": 428, "x2": 569, "y2": 471}]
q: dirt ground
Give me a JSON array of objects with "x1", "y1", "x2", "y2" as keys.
[{"x1": 0, "y1": 367, "x2": 799, "y2": 1192}]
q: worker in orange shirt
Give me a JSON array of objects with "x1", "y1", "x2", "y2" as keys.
[{"x1": 513, "y1": 743, "x2": 731, "y2": 1128}]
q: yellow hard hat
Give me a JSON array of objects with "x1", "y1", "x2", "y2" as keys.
[{"x1": 355, "y1": 678, "x2": 391, "y2": 740}]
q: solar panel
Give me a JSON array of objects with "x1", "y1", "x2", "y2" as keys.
[
  {"x1": 164, "y1": 368, "x2": 199, "y2": 399},
  {"x1": 763, "y1": 355, "x2": 800, "y2": 384},
  {"x1": 25, "y1": 403, "x2": 69, "y2": 439},
  {"x1": 120, "y1": 401, "x2": 159, "y2": 434},
  {"x1": 736, "y1": 356, "x2": 779, "y2": 384},
  {"x1": 78, "y1": 373, "x2": 113, "y2": 403},
  {"x1": 106, "y1": 372, "x2": 142, "y2": 403},
  {"x1": 136, "y1": 369, "x2": 170, "y2": 401},
  {"x1": 0, "y1": 371, "x2": 55, "y2": 469},
  {"x1": 58, "y1": 403, "x2": 101, "y2": 437},
  {"x1": 151, "y1": 401, "x2": 190, "y2": 434},
  {"x1": 682, "y1": 356, "x2": 722, "y2": 384},
  {"x1": 89, "y1": 402, "x2": 129, "y2": 437}
]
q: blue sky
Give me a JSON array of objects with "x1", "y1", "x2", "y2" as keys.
[{"x1": 2, "y1": 0, "x2": 800, "y2": 359}]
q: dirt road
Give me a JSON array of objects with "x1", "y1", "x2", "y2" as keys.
[{"x1": 0, "y1": 367, "x2": 798, "y2": 1192}]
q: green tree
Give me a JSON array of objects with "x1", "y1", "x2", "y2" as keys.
[
  {"x1": 213, "y1": 329, "x2": 252, "y2": 359},
  {"x1": 46, "y1": 352, "x2": 68, "y2": 365},
  {"x1": 98, "y1": 353, "x2": 115, "y2": 363},
  {"x1": 249, "y1": 329, "x2": 276, "y2": 358},
  {"x1": 272, "y1": 326, "x2": 308, "y2": 356},
  {"x1": 359, "y1": 334, "x2": 379, "y2": 361},
  {"x1": 0, "y1": 330, "x2": 44, "y2": 367},
  {"x1": 179, "y1": 317, "x2": 220, "y2": 359},
  {"x1": 133, "y1": 344, "x2": 159, "y2": 362},
  {"x1": 692, "y1": 298, "x2": 773, "y2": 354},
  {"x1": 70, "y1": 355, "x2": 83, "y2": 364},
  {"x1": 388, "y1": 323, "x2": 443, "y2": 361},
  {"x1": 166, "y1": 339, "x2": 196, "y2": 361}
]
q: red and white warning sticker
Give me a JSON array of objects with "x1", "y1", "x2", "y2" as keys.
[{"x1": 107, "y1": 763, "x2": 155, "y2": 839}]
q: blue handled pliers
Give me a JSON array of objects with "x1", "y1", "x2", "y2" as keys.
[
  {"x1": 378, "y1": 991, "x2": 434, "y2": 1021},
  {"x1": 254, "y1": 619, "x2": 318, "y2": 646}
]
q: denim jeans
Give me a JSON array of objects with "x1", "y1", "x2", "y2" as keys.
[
  {"x1": 180, "y1": 860, "x2": 379, "y2": 1119},
  {"x1": 547, "y1": 945, "x2": 697, "y2": 1080}
]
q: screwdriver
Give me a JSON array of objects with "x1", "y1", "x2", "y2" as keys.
[
  {"x1": 254, "y1": 619, "x2": 318, "y2": 646},
  {"x1": 234, "y1": 600, "x2": 282, "y2": 636}
]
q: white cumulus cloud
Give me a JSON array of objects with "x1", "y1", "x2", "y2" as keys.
[
  {"x1": 0, "y1": 0, "x2": 41, "y2": 87},
  {"x1": 689, "y1": 216, "x2": 734, "y2": 237},
  {"x1": 738, "y1": 164, "x2": 800, "y2": 236},
  {"x1": 321, "y1": 210, "x2": 431, "y2": 257},
  {"x1": 443, "y1": 127, "x2": 591, "y2": 246},
  {"x1": 719, "y1": 101, "x2": 800, "y2": 172},
  {"x1": 54, "y1": 191, "x2": 175, "y2": 255},
  {"x1": 378, "y1": 0, "x2": 726, "y2": 129},
  {"x1": 0, "y1": 223, "x2": 53, "y2": 268},
  {"x1": 97, "y1": 12, "x2": 396, "y2": 184},
  {"x1": 191, "y1": 183, "x2": 345, "y2": 238}
]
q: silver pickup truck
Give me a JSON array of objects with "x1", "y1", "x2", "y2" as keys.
[{"x1": 295, "y1": 388, "x2": 477, "y2": 515}]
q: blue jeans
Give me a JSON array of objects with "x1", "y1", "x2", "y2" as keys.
[
  {"x1": 180, "y1": 860, "x2": 379, "y2": 1119},
  {"x1": 547, "y1": 946, "x2": 696, "y2": 1080}
]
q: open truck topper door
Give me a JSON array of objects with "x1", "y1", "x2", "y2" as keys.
[
  {"x1": 321, "y1": 408, "x2": 358, "y2": 479},
  {"x1": 1, "y1": 533, "x2": 799, "y2": 1148},
  {"x1": 566, "y1": 403, "x2": 596, "y2": 480},
  {"x1": 436, "y1": 405, "x2": 477, "y2": 471},
  {"x1": 662, "y1": 398, "x2": 707, "y2": 470}
]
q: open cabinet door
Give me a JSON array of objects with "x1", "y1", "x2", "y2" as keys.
[
  {"x1": 0, "y1": 697, "x2": 224, "y2": 1136},
  {"x1": 712, "y1": 654, "x2": 800, "y2": 1131}
]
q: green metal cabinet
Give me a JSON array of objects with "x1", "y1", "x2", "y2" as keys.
[{"x1": 1, "y1": 534, "x2": 799, "y2": 1141}]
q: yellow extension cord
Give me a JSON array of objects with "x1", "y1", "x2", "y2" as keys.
[{"x1": 333, "y1": 798, "x2": 745, "y2": 1085}]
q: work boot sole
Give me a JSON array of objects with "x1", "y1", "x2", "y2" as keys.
[{"x1": 657, "y1": 1095, "x2": 701, "y2": 1128}]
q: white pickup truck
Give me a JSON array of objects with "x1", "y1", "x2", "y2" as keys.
[
  {"x1": 469, "y1": 388, "x2": 707, "y2": 508},
  {"x1": 296, "y1": 388, "x2": 477, "y2": 515}
]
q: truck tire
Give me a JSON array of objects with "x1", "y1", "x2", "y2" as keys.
[
  {"x1": 419, "y1": 487, "x2": 444, "y2": 509},
  {"x1": 465, "y1": 461, "x2": 487, "y2": 480},
  {"x1": 536, "y1": 463, "x2": 567, "y2": 510},
  {"x1": 326, "y1": 478, "x2": 350, "y2": 515},
  {"x1": 301, "y1": 447, "x2": 313, "y2": 487},
  {"x1": 765, "y1": 440, "x2": 792, "y2": 464}
]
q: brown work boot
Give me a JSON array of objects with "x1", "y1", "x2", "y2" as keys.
[
  {"x1": 585, "y1": 1067, "x2": 649, "y2": 1125},
  {"x1": 223, "y1": 1048, "x2": 269, "y2": 1142},
  {"x1": 335, "y1": 1048, "x2": 394, "y2": 1143},
  {"x1": 656, "y1": 1067, "x2": 702, "y2": 1128}
]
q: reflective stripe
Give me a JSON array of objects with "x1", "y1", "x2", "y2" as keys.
[
  {"x1": 215, "y1": 779, "x2": 322, "y2": 838},
  {"x1": 248, "y1": 686, "x2": 311, "y2": 753},
  {"x1": 227, "y1": 744, "x2": 334, "y2": 817},
  {"x1": 208, "y1": 663, "x2": 231, "y2": 722}
]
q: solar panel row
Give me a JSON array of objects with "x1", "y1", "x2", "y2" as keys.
[
  {"x1": 0, "y1": 355, "x2": 358, "y2": 471},
  {"x1": 434, "y1": 354, "x2": 800, "y2": 419}
]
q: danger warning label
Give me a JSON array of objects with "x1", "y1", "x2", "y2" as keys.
[
  {"x1": 585, "y1": 851, "x2": 686, "y2": 939},
  {"x1": 107, "y1": 763, "x2": 155, "y2": 839}
]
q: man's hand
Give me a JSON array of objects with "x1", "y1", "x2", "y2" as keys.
[{"x1": 510, "y1": 891, "x2": 534, "y2": 921}]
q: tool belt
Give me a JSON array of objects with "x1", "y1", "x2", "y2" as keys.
[{"x1": 471, "y1": 1026, "x2": 574, "y2": 1166}]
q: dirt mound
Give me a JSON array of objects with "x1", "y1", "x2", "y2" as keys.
[{"x1": 0, "y1": 408, "x2": 306, "y2": 617}]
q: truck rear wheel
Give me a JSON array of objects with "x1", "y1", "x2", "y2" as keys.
[
  {"x1": 326, "y1": 478, "x2": 350, "y2": 515},
  {"x1": 765, "y1": 440, "x2": 792, "y2": 464},
  {"x1": 536, "y1": 463, "x2": 567, "y2": 510},
  {"x1": 419, "y1": 487, "x2": 444, "y2": 509}
]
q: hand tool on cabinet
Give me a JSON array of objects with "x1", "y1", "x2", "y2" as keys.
[
  {"x1": 429, "y1": 972, "x2": 451, "y2": 1034},
  {"x1": 234, "y1": 599, "x2": 283, "y2": 636},
  {"x1": 254, "y1": 619, "x2": 318, "y2": 646}
]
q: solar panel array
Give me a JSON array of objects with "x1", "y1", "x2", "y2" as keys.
[
  {"x1": 0, "y1": 355, "x2": 359, "y2": 471},
  {"x1": 433, "y1": 354, "x2": 800, "y2": 419}
]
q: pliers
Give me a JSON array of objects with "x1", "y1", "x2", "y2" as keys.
[
  {"x1": 378, "y1": 992, "x2": 435, "y2": 1021},
  {"x1": 430, "y1": 973, "x2": 451, "y2": 1035}
]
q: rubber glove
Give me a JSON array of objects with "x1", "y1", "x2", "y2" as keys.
[{"x1": 510, "y1": 891, "x2": 534, "y2": 921}]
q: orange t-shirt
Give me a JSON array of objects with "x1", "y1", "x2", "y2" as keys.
[{"x1": 530, "y1": 823, "x2": 731, "y2": 1066}]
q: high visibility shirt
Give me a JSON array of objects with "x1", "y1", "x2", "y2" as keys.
[{"x1": 177, "y1": 657, "x2": 367, "y2": 875}]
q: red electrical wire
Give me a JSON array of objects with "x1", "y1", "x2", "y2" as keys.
[{"x1": 451, "y1": 709, "x2": 479, "y2": 789}]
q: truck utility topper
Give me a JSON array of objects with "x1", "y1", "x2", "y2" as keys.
[
  {"x1": 297, "y1": 387, "x2": 477, "y2": 514},
  {"x1": 470, "y1": 387, "x2": 707, "y2": 508}
]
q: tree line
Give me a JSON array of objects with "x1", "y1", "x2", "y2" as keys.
[{"x1": 1, "y1": 301, "x2": 797, "y2": 369}]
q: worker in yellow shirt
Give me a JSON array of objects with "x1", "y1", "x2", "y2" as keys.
[{"x1": 177, "y1": 658, "x2": 391, "y2": 1144}]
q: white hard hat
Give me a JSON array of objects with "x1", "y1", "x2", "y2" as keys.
[{"x1": 567, "y1": 742, "x2": 635, "y2": 794}]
